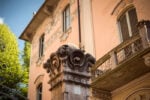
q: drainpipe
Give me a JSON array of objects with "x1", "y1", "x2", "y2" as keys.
[{"x1": 77, "y1": 0, "x2": 82, "y2": 49}]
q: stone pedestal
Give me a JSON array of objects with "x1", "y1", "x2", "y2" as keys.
[{"x1": 44, "y1": 45, "x2": 95, "y2": 100}]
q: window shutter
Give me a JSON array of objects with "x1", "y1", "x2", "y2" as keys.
[
  {"x1": 128, "y1": 8, "x2": 138, "y2": 35},
  {"x1": 119, "y1": 14, "x2": 130, "y2": 41}
]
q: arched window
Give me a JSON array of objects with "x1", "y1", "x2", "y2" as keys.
[
  {"x1": 118, "y1": 7, "x2": 138, "y2": 41},
  {"x1": 37, "y1": 83, "x2": 42, "y2": 100}
]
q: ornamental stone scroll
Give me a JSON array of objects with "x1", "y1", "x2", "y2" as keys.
[
  {"x1": 43, "y1": 44, "x2": 95, "y2": 100},
  {"x1": 44, "y1": 44, "x2": 95, "y2": 77}
]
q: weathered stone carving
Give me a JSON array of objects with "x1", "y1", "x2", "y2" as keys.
[
  {"x1": 92, "y1": 89, "x2": 112, "y2": 100},
  {"x1": 143, "y1": 53, "x2": 150, "y2": 67},
  {"x1": 111, "y1": 0, "x2": 133, "y2": 15},
  {"x1": 126, "y1": 88, "x2": 150, "y2": 100},
  {"x1": 43, "y1": 44, "x2": 95, "y2": 95},
  {"x1": 137, "y1": 20, "x2": 150, "y2": 48},
  {"x1": 137, "y1": 20, "x2": 150, "y2": 67},
  {"x1": 44, "y1": 45, "x2": 95, "y2": 76},
  {"x1": 137, "y1": 20, "x2": 150, "y2": 29},
  {"x1": 57, "y1": 45, "x2": 75, "y2": 58}
]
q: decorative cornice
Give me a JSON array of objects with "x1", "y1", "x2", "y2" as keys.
[
  {"x1": 34, "y1": 74, "x2": 44, "y2": 84},
  {"x1": 111, "y1": 0, "x2": 133, "y2": 16},
  {"x1": 19, "y1": 0, "x2": 60, "y2": 42},
  {"x1": 92, "y1": 89, "x2": 112, "y2": 100}
]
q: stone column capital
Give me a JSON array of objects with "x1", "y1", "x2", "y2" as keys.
[
  {"x1": 43, "y1": 45, "x2": 95, "y2": 99},
  {"x1": 44, "y1": 45, "x2": 95, "y2": 76}
]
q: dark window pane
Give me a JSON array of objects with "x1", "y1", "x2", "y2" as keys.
[
  {"x1": 37, "y1": 84, "x2": 42, "y2": 100},
  {"x1": 63, "y1": 10, "x2": 66, "y2": 32},
  {"x1": 63, "y1": 5, "x2": 70, "y2": 32},
  {"x1": 39, "y1": 35, "x2": 44, "y2": 57},
  {"x1": 119, "y1": 14, "x2": 130, "y2": 41},
  {"x1": 128, "y1": 8, "x2": 138, "y2": 35}
]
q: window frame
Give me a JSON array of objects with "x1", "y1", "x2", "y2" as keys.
[
  {"x1": 39, "y1": 34, "x2": 44, "y2": 58},
  {"x1": 36, "y1": 83, "x2": 42, "y2": 100},
  {"x1": 63, "y1": 4, "x2": 71, "y2": 32},
  {"x1": 118, "y1": 7, "x2": 138, "y2": 42}
]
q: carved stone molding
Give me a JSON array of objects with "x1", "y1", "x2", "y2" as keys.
[
  {"x1": 43, "y1": 53, "x2": 60, "y2": 77},
  {"x1": 49, "y1": 74, "x2": 62, "y2": 90},
  {"x1": 92, "y1": 89, "x2": 112, "y2": 100},
  {"x1": 63, "y1": 71, "x2": 91, "y2": 86},
  {"x1": 137, "y1": 20, "x2": 150, "y2": 29},
  {"x1": 36, "y1": 55, "x2": 45, "y2": 66},
  {"x1": 126, "y1": 88, "x2": 150, "y2": 100},
  {"x1": 57, "y1": 45, "x2": 95, "y2": 72},
  {"x1": 34, "y1": 74, "x2": 44, "y2": 86},
  {"x1": 143, "y1": 53, "x2": 150, "y2": 67},
  {"x1": 111, "y1": 0, "x2": 133, "y2": 15},
  {"x1": 60, "y1": 27, "x2": 72, "y2": 42}
]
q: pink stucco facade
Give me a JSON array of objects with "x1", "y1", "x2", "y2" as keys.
[
  {"x1": 20, "y1": 0, "x2": 150, "y2": 100},
  {"x1": 92, "y1": 0, "x2": 150, "y2": 58}
]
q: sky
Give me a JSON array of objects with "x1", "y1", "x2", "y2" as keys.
[{"x1": 0, "y1": 0, "x2": 44, "y2": 51}]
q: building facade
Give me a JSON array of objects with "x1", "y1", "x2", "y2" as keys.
[{"x1": 20, "y1": 0, "x2": 150, "y2": 100}]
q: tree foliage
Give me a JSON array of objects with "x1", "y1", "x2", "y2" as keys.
[
  {"x1": 22, "y1": 41, "x2": 30, "y2": 70},
  {"x1": 20, "y1": 41, "x2": 31, "y2": 97},
  {"x1": 0, "y1": 24, "x2": 28, "y2": 99}
]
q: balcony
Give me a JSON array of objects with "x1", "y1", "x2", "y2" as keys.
[{"x1": 91, "y1": 20, "x2": 150, "y2": 92}]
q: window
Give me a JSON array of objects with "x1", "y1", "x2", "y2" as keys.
[
  {"x1": 39, "y1": 34, "x2": 44, "y2": 58},
  {"x1": 37, "y1": 83, "x2": 42, "y2": 100},
  {"x1": 63, "y1": 5, "x2": 70, "y2": 32},
  {"x1": 118, "y1": 7, "x2": 138, "y2": 41},
  {"x1": 118, "y1": 7, "x2": 139, "y2": 58}
]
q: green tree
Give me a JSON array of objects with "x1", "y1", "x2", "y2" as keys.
[
  {"x1": 20, "y1": 41, "x2": 31, "y2": 97},
  {"x1": 22, "y1": 41, "x2": 31, "y2": 71},
  {"x1": 0, "y1": 24, "x2": 28, "y2": 99}
]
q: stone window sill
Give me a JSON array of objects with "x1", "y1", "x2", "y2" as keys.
[
  {"x1": 60, "y1": 27, "x2": 72, "y2": 41},
  {"x1": 36, "y1": 55, "x2": 45, "y2": 66}
]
